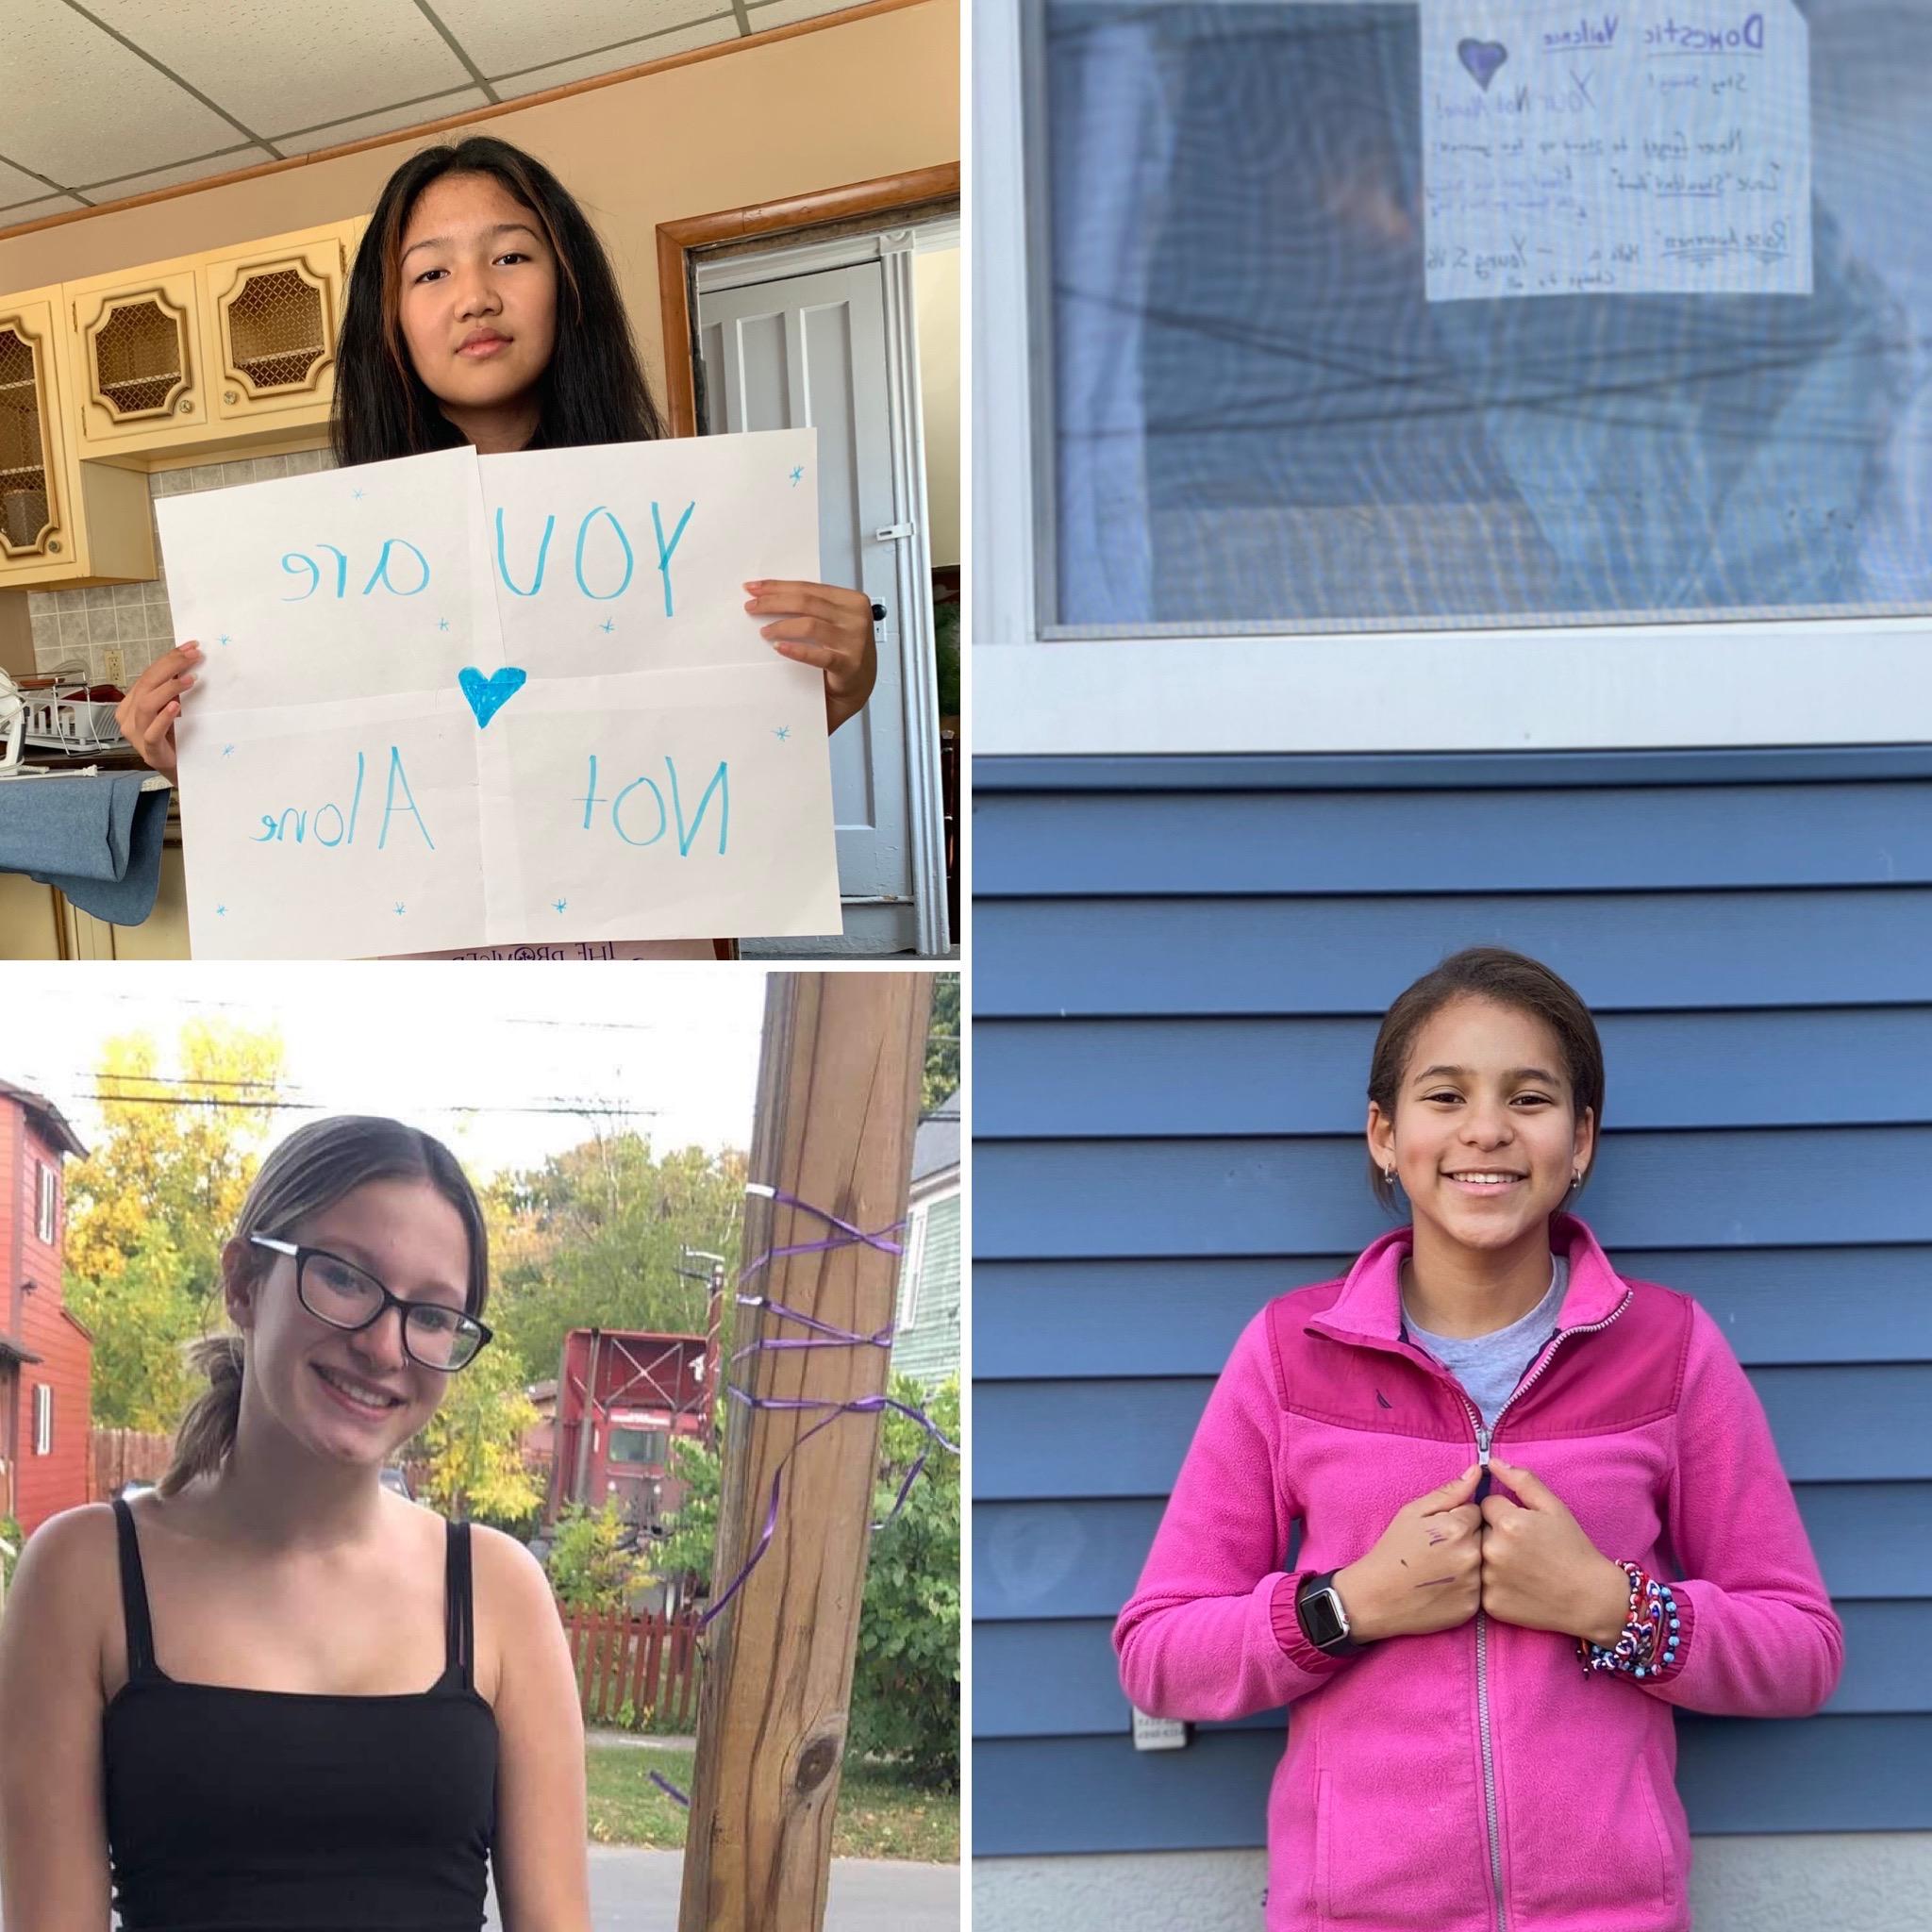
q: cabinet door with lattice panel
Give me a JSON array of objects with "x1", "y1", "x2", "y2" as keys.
[
  {"x1": 0, "y1": 288, "x2": 77, "y2": 578},
  {"x1": 204, "y1": 226, "x2": 350, "y2": 426},
  {"x1": 68, "y1": 261, "x2": 210, "y2": 460}
]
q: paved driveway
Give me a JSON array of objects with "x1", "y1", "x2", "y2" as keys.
[{"x1": 487, "y1": 1848, "x2": 959, "y2": 1929}]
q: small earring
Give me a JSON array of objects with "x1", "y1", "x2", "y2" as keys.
[
  {"x1": 1570, "y1": 1173, "x2": 1583, "y2": 1191},
  {"x1": 1383, "y1": 1167, "x2": 1398, "y2": 1186}
]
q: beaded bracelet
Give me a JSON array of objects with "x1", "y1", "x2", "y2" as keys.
[{"x1": 1575, "y1": 1559, "x2": 1680, "y2": 1681}]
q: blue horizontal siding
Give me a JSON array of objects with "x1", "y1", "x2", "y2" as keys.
[
  {"x1": 976, "y1": 889, "x2": 1932, "y2": 1017},
  {"x1": 974, "y1": 1249, "x2": 1932, "y2": 1376},
  {"x1": 974, "y1": 1369, "x2": 1932, "y2": 1501},
  {"x1": 975, "y1": 1600, "x2": 1920, "y2": 1736},
  {"x1": 974, "y1": 783, "x2": 1932, "y2": 896},
  {"x1": 972, "y1": 749, "x2": 1932, "y2": 791},
  {"x1": 978, "y1": 1128, "x2": 1932, "y2": 1258},
  {"x1": 974, "y1": 1485, "x2": 1932, "y2": 1624},
  {"x1": 974, "y1": 747, "x2": 1932, "y2": 1857},
  {"x1": 975, "y1": 1720, "x2": 1932, "y2": 1853},
  {"x1": 977, "y1": 1009, "x2": 1932, "y2": 1135}
]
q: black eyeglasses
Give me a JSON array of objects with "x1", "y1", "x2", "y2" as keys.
[{"x1": 250, "y1": 1236, "x2": 491, "y2": 1373}]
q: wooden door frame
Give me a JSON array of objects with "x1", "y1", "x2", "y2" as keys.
[{"x1": 655, "y1": 162, "x2": 958, "y2": 436}]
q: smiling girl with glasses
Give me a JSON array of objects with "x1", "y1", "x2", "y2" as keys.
[{"x1": 0, "y1": 1114, "x2": 591, "y2": 1932}]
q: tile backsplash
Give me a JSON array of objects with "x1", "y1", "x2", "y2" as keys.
[{"x1": 28, "y1": 447, "x2": 338, "y2": 684}]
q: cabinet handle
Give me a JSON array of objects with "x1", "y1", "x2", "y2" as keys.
[
  {"x1": 48, "y1": 539, "x2": 61, "y2": 553},
  {"x1": 224, "y1": 390, "x2": 239, "y2": 404},
  {"x1": 177, "y1": 397, "x2": 193, "y2": 413}
]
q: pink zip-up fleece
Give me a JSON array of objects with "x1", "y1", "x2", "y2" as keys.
[{"x1": 1114, "y1": 1214, "x2": 1843, "y2": 1932}]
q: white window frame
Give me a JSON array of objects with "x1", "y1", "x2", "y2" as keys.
[
  {"x1": 972, "y1": 0, "x2": 1932, "y2": 756},
  {"x1": 896, "y1": 1198, "x2": 931, "y2": 1332},
  {"x1": 35, "y1": 1161, "x2": 56, "y2": 1244},
  {"x1": 32, "y1": 1383, "x2": 52, "y2": 1457}
]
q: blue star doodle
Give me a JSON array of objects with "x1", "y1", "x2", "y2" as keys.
[
  {"x1": 773, "y1": 725, "x2": 791, "y2": 741},
  {"x1": 599, "y1": 618, "x2": 616, "y2": 635},
  {"x1": 790, "y1": 466, "x2": 804, "y2": 486},
  {"x1": 215, "y1": 905, "x2": 226, "y2": 917},
  {"x1": 554, "y1": 898, "x2": 568, "y2": 914},
  {"x1": 352, "y1": 488, "x2": 364, "y2": 500},
  {"x1": 217, "y1": 634, "x2": 231, "y2": 648},
  {"x1": 222, "y1": 745, "x2": 234, "y2": 758},
  {"x1": 437, "y1": 618, "x2": 450, "y2": 632},
  {"x1": 394, "y1": 903, "x2": 406, "y2": 916}
]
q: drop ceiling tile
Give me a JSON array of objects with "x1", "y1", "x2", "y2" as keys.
[
  {"x1": 437, "y1": 0, "x2": 734, "y2": 79},
  {"x1": 4, "y1": 0, "x2": 251, "y2": 185},
  {"x1": 491, "y1": 17, "x2": 741, "y2": 98},
  {"x1": 272, "y1": 90, "x2": 493, "y2": 156},
  {"x1": 85, "y1": 148, "x2": 278, "y2": 205},
  {"x1": 0, "y1": 194, "x2": 90, "y2": 228},
  {"x1": 743, "y1": 0, "x2": 868, "y2": 25},
  {"x1": 84, "y1": 0, "x2": 475, "y2": 139},
  {"x1": 0, "y1": 158, "x2": 61, "y2": 207}
]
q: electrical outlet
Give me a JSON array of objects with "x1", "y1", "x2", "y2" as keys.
[{"x1": 102, "y1": 646, "x2": 125, "y2": 685}]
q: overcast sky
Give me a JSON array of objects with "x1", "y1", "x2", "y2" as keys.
[{"x1": 1, "y1": 964, "x2": 771, "y2": 1182}]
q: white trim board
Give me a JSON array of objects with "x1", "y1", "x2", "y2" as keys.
[{"x1": 974, "y1": 625, "x2": 1932, "y2": 756}]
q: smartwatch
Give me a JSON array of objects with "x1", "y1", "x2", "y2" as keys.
[{"x1": 1296, "y1": 1570, "x2": 1365, "y2": 1657}]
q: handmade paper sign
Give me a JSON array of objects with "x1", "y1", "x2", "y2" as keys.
[
  {"x1": 157, "y1": 429, "x2": 841, "y2": 958},
  {"x1": 1421, "y1": 0, "x2": 1811, "y2": 300}
]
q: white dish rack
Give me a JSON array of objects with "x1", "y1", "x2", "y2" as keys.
[{"x1": 17, "y1": 659, "x2": 130, "y2": 756}]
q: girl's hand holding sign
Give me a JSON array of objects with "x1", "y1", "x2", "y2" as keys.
[{"x1": 745, "y1": 579, "x2": 878, "y2": 734}]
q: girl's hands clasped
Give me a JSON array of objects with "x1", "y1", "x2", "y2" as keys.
[
  {"x1": 1335, "y1": 1457, "x2": 1629, "y2": 1646},
  {"x1": 745, "y1": 580, "x2": 878, "y2": 734},
  {"x1": 115, "y1": 641, "x2": 202, "y2": 783}
]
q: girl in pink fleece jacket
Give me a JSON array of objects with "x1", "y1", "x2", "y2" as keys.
[{"x1": 1114, "y1": 946, "x2": 1843, "y2": 1932}]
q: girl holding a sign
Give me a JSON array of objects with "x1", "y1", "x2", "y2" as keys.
[
  {"x1": 116, "y1": 135, "x2": 877, "y2": 959},
  {"x1": 0, "y1": 1115, "x2": 591, "y2": 1930},
  {"x1": 1114, "y1": 948, "x2": 1842, "y2": 1932}
]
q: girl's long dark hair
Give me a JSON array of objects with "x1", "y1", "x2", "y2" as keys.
[{"x1": 331, "y1": 134, "x2": 667, "y2": 465}]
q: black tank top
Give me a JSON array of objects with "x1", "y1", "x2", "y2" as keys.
[{"x1": 105, "y1": 1496, "x2": 497, "y2": 1931}]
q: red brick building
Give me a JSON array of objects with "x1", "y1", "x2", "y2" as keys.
[{"x1": 0, "y1": 1078, "x2": 91, "y2": 1536}]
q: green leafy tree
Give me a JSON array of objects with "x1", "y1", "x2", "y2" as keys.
[
  {"x1": 546, "y1": 1500, "x2": 655, "y2": 1611},
  {"x1": 923, "y1": 974, "x2": 959, "y2": 1115},
  {"x1": 64, "y1": 1023, "x2": 285, "y2": 1428},
  {"x1": 850, "y1": 1375, "x2": 960, "y2": 1788},
  {"x1": 414, "y1": 1339, "x2": 542, "y2": 1532},
  {"x1": 658, "y1": 1374, "x2": 960, "y2": 1788},
  {"x1": 488, "y1": 1132, "x2": 746, "y2": 1387}
]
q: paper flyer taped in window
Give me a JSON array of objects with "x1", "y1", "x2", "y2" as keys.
[{"x1": 1420, "y1": 1, "x2": 1812, "y2": 301}]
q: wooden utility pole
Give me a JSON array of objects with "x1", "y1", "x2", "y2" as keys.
[{"x1": 677, "y1": 972, "x2": 934, "y2": 1932}]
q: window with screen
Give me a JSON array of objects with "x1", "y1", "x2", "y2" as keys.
[
  {"x1": 608, "y1": 1426, "x2": 669, "y2": 1468},
  {"x1": 1040, "y1": 0, "x2": 1932, "y2": 634}
]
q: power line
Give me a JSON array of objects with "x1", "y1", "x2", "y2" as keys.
[{"x1": 52, "y1": 1092, "x2": 669, "y2": 1120}]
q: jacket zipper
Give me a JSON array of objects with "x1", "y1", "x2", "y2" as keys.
[{"x1": 1456, "y1": 1290, "x2": 1633, "y2": 1932}]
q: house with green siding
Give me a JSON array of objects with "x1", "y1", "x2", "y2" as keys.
[{"x1": 892, "y1": 1090, "x2": 959, "y2": 1387}]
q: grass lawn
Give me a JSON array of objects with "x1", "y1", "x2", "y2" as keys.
[{"x1": 584, "y1": 1741, "x2": 958, "y2": 1862}]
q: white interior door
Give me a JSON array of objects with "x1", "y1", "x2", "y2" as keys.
[{"x1": 698, "y1": 259, "x2": 923, "y2": 954}]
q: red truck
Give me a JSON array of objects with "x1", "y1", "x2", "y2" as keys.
[{"x1": 547, "y1": 1326, "x2": 716, "y2": 1539}]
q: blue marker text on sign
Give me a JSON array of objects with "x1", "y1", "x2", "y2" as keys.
[
  {"x1": 576, "y1": 753, "x2": 730, "y2": 855},
  {"x1": 246, "y1": 747, "x2": 436, "y2": 852}
]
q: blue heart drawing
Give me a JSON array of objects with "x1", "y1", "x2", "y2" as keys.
[
  {"x1": 458, "y1": 664, "x2": 527, "y2": 728},
  {"x1": 1458, "y1": 37, "x2": 1508, "y2": 91}
]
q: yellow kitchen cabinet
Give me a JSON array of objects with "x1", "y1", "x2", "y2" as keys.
[
  {"x1": 66, "y1": 216, "x2": 364, "y2": 468},
  {"x1": 68, "y1": 256, "x2": 214, "y2": 462},
  {"x1": 60, "y1": 841, "x2": 191, "y2": 959},
  {"x1": 0, "y1": 867, "x2": 65, "y2": 958},
  {"x1": 0, "y1": 284, "x2": 153, "y2": 589}
]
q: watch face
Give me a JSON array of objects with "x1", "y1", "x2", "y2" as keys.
[{"x1": 1305, "y1": 1589, "x2": 1346, "y2": 1647}]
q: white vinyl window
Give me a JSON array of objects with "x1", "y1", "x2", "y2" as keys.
[
  {"x1": 36, "y1": 1162, "x2": 56, "y2": 1244},
  {"x1": 975, "y1": 0, "x2": 1932, "y2": 751},
  {"x1": 32, "y1": 1383, "x2": 52, "y2": 1457},
  {"x1": 896, "y1": 1202, "x2": 931, "y2": 1331}
]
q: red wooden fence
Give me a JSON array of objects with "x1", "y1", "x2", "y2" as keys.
[{"x1": 560, "y1": 1606, "x2": 703, "y2": 1731}]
